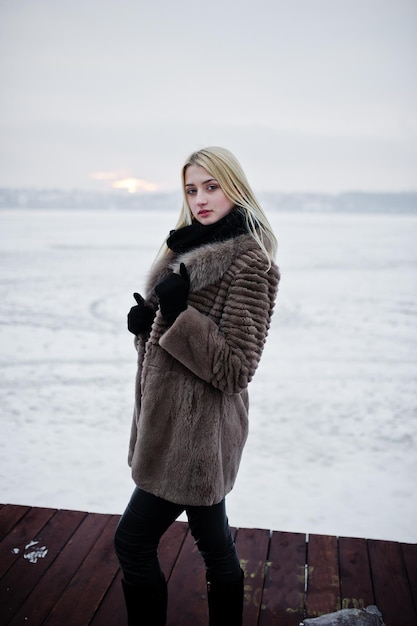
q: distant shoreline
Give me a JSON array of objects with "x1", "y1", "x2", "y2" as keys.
[{"x1": 1, "y1": 188, "x2": 417, "y2": 213}]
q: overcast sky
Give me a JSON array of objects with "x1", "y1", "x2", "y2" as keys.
[{"x1": 1, "y1": 0, "x2": 416, "y2": 193}]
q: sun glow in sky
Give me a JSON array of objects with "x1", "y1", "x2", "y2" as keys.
[
  {"x1": 90, "y1": 171, "x2": 160, "y2": 193},
  {"x1": 112, "y1": 178, "x2": 159, "y2": 194}
]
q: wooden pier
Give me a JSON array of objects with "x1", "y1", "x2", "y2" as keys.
[{"x1": 1, "y1": 504, "x2": 416, "y2": 625}]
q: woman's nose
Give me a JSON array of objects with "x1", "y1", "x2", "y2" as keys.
[{"x1": 196, "y1": 191, "x2": 207, "y2": 205}]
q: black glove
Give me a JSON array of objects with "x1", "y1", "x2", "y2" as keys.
[
  {"x1": 154, "y1": 263, "x2": 190, "y2": 324},
  {"x1": 127, "y1": 292, "x2": 155, "y2": 335}
]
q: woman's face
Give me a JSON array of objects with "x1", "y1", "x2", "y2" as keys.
[{"x1": 184, "y1": 164, "x2": 234, "y2": 225}]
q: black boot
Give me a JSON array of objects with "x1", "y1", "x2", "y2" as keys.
[
  {"x1": 121, "y1": 576, "x2": 167, "y2": 626},
  {"x1": 206, "y1": 568, "x2": 244, "y2": 626}
]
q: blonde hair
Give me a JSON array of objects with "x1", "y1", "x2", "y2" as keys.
[{"x1": 157, "y1": 146, "x2": 278, "y2": 267}]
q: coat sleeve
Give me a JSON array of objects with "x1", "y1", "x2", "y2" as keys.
[{"x1": 158, "y1": 261, "x2": 279, "y2": 394}]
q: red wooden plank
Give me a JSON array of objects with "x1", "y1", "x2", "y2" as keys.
[
  {"x1": 166, "y1": 528, "x2": 208, "y2": 626},
  {"x1": 91, "y1": 520, "x2": 188, "y2": 626},
  {"x1": 10, "y1": 510, "x2": 110, "y2": 626},
  {"x1": 401, "y1": 542, "x2": 417, "y2": 611},
  {"x1": 339, "y1": 536, "x2": 374, "y2": 610},
  {"x1": 0, "y1": 504, "x2": 31, "y2": 538},
  {"x1": 0, "y1": 508, "x2": 86, "y2": 623},
  {"x1": 0, "y1": 506, "x2": 55, "y2": 579},
  {"x1": 258, "y1": 531, "x2": 306, "y2": 626},
  {"x1": 90, "y1": 570, "x2": 124, "y2": 626},
  {"x1": 305, "y1": 534, "x2": 340, "y2": 617},
  {"x1": 45, "y1": 515, "x2": 120, "y2": 626},
  {"x1": 234, "y1": 527, "x2": 270, "y2": 626},
  {"x1": 368, "y1": 539, "x2": 417, "y2": 626},
  {"x1": 161, "y1": 520, "x2": 189, "y2": 580}
]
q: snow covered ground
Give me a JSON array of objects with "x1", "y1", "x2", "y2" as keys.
[{"x1": 1, "y1": 208, "x2": 416, "y2": 542}]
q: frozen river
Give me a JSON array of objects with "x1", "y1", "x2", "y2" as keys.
[{"x1": 1, "y1": 208, "x2": 416, "y2": 542}]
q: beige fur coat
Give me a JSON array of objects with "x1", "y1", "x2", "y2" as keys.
[{"x1": 128, "y1": 233, "x2": 280, "y2": 506}]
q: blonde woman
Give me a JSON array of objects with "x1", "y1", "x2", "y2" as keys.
[{"x1": 115, "y1": 147, "x2": 280, "y2": 626}]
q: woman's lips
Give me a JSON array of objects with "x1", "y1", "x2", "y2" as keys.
[{"x1": 198, "y1": 210, "x2": 211, "y2": 217}]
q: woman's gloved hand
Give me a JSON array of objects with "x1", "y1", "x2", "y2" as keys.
[
  {"x1": 154, "y1": 263, "x2": 190, "y2": 325},
  {"x1": 127, "y1": 293, "x2": 155, "y2": 335}
]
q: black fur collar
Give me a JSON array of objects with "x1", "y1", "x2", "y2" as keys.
[{"x1": 166, "y1": 210, "x2": 247, "y2": 254}]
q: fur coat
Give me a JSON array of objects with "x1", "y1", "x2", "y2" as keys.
[{"x1": 128, "y1": 232, "x2": 280, "y2": 506}]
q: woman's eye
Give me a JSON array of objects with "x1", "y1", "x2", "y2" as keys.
[
  {"x1": 207, "y1": 185, "x2": 218, "y2": 191},
  {"x1": 186, "y1": 189, "x2": 197, "y2": 195}
]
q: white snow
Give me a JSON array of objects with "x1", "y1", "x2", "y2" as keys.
[{"x1": 1, "y1": 208, "x2": 416, "y2": 543}]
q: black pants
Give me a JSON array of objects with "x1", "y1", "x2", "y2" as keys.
[{"x1": 114, "y1": 487, "x2": 241, "y2": 587}]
